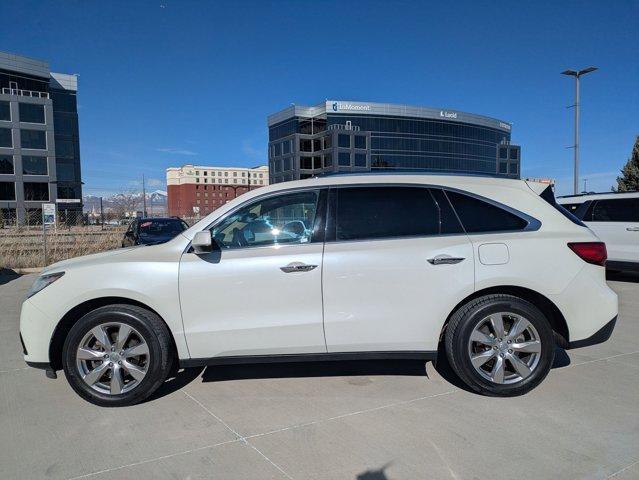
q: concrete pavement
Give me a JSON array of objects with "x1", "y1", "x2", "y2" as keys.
[{"x1": 1, "y1": 272, "x2": 638, "y2": 480}]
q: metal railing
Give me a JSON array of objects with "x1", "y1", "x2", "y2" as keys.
[{"x1": 1, "y1": 88, "x2": 49, "y2": 99}]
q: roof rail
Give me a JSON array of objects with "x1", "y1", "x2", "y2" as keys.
[
  {"x1": 313, "y1": 170, "x2": 507, "y2": 179},
  {"x1": 557, "y1": 190, "x2": 638, "y2": 198}
]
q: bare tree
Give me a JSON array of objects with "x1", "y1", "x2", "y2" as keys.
[{"x1": 111, "y1": 188, "x2": 141, "y2": 221}]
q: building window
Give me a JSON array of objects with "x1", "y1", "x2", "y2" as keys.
[
  {"x1": 0, "y1": 128, "x2": 12, "y2": 148},
  {"x1": 338, "y1": 134, "x2": 351, "y2": 148},
  {"x1": 196, "y1": 178, "x2": 200, "y2": 183},
  {"x1": 203, "y1": 171, "x2": 207, "y2": 176},
  {"x1": 338, "y1": 152, "x2": 351, "y2": 166},
  {"x1": 324, "y1": 154, "x2": 332, "y2": 168},
  {"x1": 282, "y1": 140, "x2": 291, "y2": 155},
  {"x1": 0, "y1": 155, "x2": 14, "y2": 174},
  {"x1": 19, "y1": 103, "x2": 45, "y2": 124},
  {"x1": 354, "y1": 153, "x2": 367, "y2": 167},
  {"x1": 509, "y1": 162, "x2": 519, "y2": 175},
  {"x1": 499, "y1": 147, "x2": 508, "y2": 159},
  {"x1": 23, "y1": 182, "x2": 49, "y2": 201},
  {"x1": 0, "y1": 101, "x2": 10, "y2": 121},
  {"x1": 0, "y1": 182, "x2": 16, "y2": 200},
  {"x1": 300, "y1": 139, "x2": 312, "y2": 152},
  {"x1": 195, "y1": 171, "x2": 199, "y2": 175},
  {"x1": 354, "y1": 136, "x2": 367, "y2": 149},
  {"x1": 233, "y1": 172, "x2": 237, "y2": 177},
  {"x1": 499, "y1": 162, "x2": 508, "y2": 174},
  {"x1": 57, "y1": 184, "x2": 80, "y2": 199},
  {"x1": 300, "y1": 157, "x2": 312, "y2": 169},
  {"x1": 22, "y1": 156, "x2": 48, "y2": 175},
  {"x1": 283, "y1": 157, "x2": 292, "y2": 171},
  {"x1": 196, "y1": 192, "x2": 200, "y2": 197},
  {"x1": 20, "y1": 129, "x2": 46, "y2": 149},
  {"x1": 510, "y1": 149, "x2": 519, "y2": 160}
]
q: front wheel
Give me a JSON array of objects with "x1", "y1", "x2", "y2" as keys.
[
  {"x1": 62, "y1": 304, "x2": 173, "y2": 406},
  {"x1": 444, "y1": 294, "x2": 555, "y2": 396}
]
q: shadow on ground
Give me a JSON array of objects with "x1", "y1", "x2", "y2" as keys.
[{"x1": 0, "y1": 269, "x2": 21, "y2": 286}]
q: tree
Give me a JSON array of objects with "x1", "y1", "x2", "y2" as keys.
[
  {"x1": 111, "y1": 189, "x2": 140, "y2": 220},
  {"x1": 614, "y1": 136, "x2": 639, "y2": 192}
]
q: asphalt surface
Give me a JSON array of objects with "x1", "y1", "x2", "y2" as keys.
[{"x1": 1, "y1": 272, "x2": 638, "y2": 480}]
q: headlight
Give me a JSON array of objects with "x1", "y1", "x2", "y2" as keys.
[{"x1": 26, "y1": 272, "x2": 65, "y2": 299}]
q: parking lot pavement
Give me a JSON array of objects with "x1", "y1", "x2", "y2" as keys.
[{"x1": 1, "y1": 274, "x2": 638, "y2": 480}]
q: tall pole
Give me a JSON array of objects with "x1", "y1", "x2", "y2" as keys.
[
  {"x1": 573, "y1": 75, "x2": 580, "y2": 195},
  {"x1": 562, "y1": 67, "x2": 597, "y2": 195},
  {"x1": 99, "y1": 196, "x2": 104, "y2": 230},
  {"x1": 142, "y1": 174, "x2": 147, "y2": 217}
]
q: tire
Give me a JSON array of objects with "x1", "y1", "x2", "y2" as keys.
[
  {"x1": 444, "y1": 294, "x2": 555, "y2": 396},
  {"x1": 62, "y1": 304, "x2": 173, "y2": 407}
]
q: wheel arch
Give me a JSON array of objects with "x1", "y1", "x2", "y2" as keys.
[
  {"x1": 49, "y1": 297, "x2": 179, "y2": 370},
  {"x1": 439, "y1": 286, "x2": 570, "y2": 349}
]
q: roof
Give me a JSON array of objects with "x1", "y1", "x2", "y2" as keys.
[
  {"x1": 558, "y1": 191, "x2": 639, "y2": 202},
  {"x1": 267, "y1": 100, "x2": 512, "y2": 133}
]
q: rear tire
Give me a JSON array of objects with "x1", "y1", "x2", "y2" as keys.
[
  {"x1": 62, "y1": 304, "x2": 173, "y2": 407},
  {"x1": 445, "y1": 294, "x2": 554, "y2": 396}
]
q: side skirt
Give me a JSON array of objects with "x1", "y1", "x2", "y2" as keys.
[{"x1": 179, "y1": 351, "x2": 438, "y2": 369}]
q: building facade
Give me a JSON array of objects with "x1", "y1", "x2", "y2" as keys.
[
  {"x1": 267, "y1": 100, "x2": 520, "y2": 184},
  {"x1": 167, "y1": 165, "x2": 269, "y2": 217},
  {"x1": 0, "y1": 51, "x2": 82, "y2": 224}
]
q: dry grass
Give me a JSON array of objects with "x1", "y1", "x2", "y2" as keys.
[{"x1": 0, "y1": 226, "x2": 125, "y2": 269}]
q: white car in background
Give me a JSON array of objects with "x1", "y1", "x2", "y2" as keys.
[
  {"x1": 558, "y1": 192, "x2": 639, "y2": 272},
  {"x1": 20, "y1": 174, "x2": 618, "y2": 406}
]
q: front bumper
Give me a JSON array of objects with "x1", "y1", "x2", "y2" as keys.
[
  {"x1": 567, "y1": 316, "x2": 617, "y2": 349},
  {"x1": 20, "y1": 299, "x2": 57, "y2": 364}
]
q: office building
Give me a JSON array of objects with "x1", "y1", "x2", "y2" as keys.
[
  {"x1": 0, "y1": 51, "x2": 82, "y2": 224},
  {"x1": 267, "y1": 100, "x2": 520, "y2": 184},
  {"x1": 167, "y1": 164, "x2": 268, "y2": 217}
]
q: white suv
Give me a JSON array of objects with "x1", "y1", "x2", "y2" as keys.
[
  {"x1": 20, "y1": 174, "x2": 618, "y2": 406},
  {"x1": 558, "y1": 192, "x2": 639, "y2": 272}
]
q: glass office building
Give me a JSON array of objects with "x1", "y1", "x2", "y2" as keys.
[
  {"x1": 268, "y1": 100, "x2": 520, "y2": 184},
  {"x1": 0, "y1": 51, "x2": 82, "y2": 224}
]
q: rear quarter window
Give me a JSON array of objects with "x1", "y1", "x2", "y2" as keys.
[{"x1": 445, "y1": 190, "x2": 529, "y2": 233}]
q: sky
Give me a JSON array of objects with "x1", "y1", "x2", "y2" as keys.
[{"x1": 2, "y1": 0, "x2": 638, "y2": 196}]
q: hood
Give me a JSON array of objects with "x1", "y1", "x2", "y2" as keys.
[{"x1": 42, "y1": 247, "x2": 139, "y2": 274}]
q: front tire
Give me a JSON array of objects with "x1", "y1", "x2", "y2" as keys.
[
  {"x1": 445, "y1": 294, "x2": 555, "y2": 396},
  {"x1": 62, "y1": 304, "x2": 173, "y2": 406}
]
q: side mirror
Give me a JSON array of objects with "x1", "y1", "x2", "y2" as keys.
[{"x1": 192, "y1": 230, "x2": 218, "y2": 254}]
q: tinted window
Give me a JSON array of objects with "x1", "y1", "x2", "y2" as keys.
[
  {"x1": 138, "y1": 219, "x2": 187, "y2": 238},
  {"x1": 22, "y1": 156, "x2": 48, "y2": 175},
  {"x1": 335, "y1": 187, "x2": 444, "y2": 241},
  {"x1": 0, "y1": 155, "x2": 13, "y2": 174},
  {"x1": 338, "y1": 152, "x2": 351, "y2": 166},
  {"x1": 354, "y1": 136, "x2": 367, "y2": 149},
  {"x1": 0, "y1": 182, "x2": 15, "y2": 200},
  {"x1": 21, "y1": 129, "x2": 46, "y2": 149},
  {"x1": 354, "y1": 153, "x2": 367, "y2": 167},
  {"x1": 591, "y1": 198, "x2": 639, "y2": 222},
  {"x1": 446, "y1": 190, "x2": 528, "y2": 233},
  {"x1": 0, "y1": 101, "x2": 10, "y2": 121},
  {"x1": 0, "y1": 128, "x2": 12, "y2": 148},
  {"x1": 23, "y1": 182, "x2": 49, "y2": 201},
  {"x1": 429, "y1": 188, "x2": 465, "y2": 234},
  {"x1": 19, "y1": 103, "x2": 45, "y2": 124},
  {"x1": 212, "y1": 191, "x2": 319, "y2": 249},
  {"x1": 338, "y1": 134, "x2": 351, "y2": 148}
]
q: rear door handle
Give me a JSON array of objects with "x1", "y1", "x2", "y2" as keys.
[
  {"x1": 280, "y1": 263, "x2": 318, "y2": 273},
  {"x1": 626, "y1": 227, "x2": 639, "y2": 232},
  {"x1": 427, "y1": 255, "x2": 465, "y2": 265}
]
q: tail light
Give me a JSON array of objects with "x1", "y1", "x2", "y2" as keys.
[{"x1": 567, "y1": 242, "x2": 607, "y2": 266}]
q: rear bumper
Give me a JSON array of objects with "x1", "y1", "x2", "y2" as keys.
[
  {"x1": 607, "y1": 261, "x2": 639, "y2": 273},
  {"x1": 567, "y1": 316, "x2": 617, "y2": 349}
]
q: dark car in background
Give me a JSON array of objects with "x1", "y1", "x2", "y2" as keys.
[{"x1": 122, "y1": 217, "x2": 189, "y2": 247}]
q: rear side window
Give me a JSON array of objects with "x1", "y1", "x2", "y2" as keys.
[
  {"x1": 589, "y1": 198, "x2": 639, "y2": 222},
  {"x1": 334, "y1": 187, "x2": 461, "y2": 241},
  {"x1": 445, "y1": 190, "x2": 528, "y2": 233}
]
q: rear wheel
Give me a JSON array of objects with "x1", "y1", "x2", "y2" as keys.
[
  {"x1": 445, "y1": 294, "x2": 554, "y2": 396},
  {"x1": 62, "y1": 304, "x2": 173, "y2": 406}
]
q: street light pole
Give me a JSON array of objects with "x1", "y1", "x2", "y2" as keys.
[{"x1": 561, "y1": 66, "x2": 598, "y2": 195}]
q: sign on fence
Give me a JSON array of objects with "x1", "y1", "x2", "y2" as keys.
[{"x1": 42, "y1": 203, "x2": 56, "y2": 228}]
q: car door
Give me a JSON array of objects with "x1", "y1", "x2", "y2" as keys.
[
  {"x1": 179, "y1": 188, "x2": 328, "y2": 359},
  {"x1": 123, "y1": 220, "x2": 136, "y2": 246},
  {"x1": 584, "y1": 197, "x2": 639, "y2": 263},
  {"x1": 322, "y1": 185, "x2": 475, "y2": 353}
]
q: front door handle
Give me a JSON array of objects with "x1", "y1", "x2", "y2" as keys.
[
  {"x1": 626, "y1": 227, "x2": 639, "y2": 232},
  {"x1": 280, "y1": 263, "x2": 318, "y2": 273},
  {"x1": 427, "y1": 255, "x2": 465, "y2": 265}
]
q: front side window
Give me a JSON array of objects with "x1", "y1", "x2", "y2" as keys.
[
  {"x1": 446, "y1": 190, "x2": 528, "y2": 233},
  {"x1": 212, "y1": 190, "x2": 319, "y2": 249},
  {"x1": 21, "y1": 129, "x2": 46, "y2": 149},
  {"x1": 19, "y1": 103, "x2": 45, "y2": 124},
  {"x1": 590, "y1": 198, "x2": 639, "y2": 222},
  {"x1": 334, "y1": 187, "x2": 453, "y2": 241}
]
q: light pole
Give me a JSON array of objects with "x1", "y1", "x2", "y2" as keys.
[{"x1": 561, "y1": 66, "x2": 598, "y2": 195}]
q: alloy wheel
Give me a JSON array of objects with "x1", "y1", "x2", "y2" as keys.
[
  {"x1": 467, "y1": 312, "x2": 542, "y2": 384},
  {"x1": 75, "y1": 322, "x2": 150, "y2": 395}
]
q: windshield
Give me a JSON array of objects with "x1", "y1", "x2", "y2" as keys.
[{"x1": 138, "y1": 219, "x2": 187, "y2": 237}]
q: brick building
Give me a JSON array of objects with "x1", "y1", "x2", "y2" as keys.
[{"x1": 166, "y1": 164, "x2": 269, "y2": 217}]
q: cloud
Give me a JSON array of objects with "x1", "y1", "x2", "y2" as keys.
[
  {"x1": 156, "y1": 148, "x2": 198, "y2": 156},
  {"x1": 147, "y1": 178, "x2": 165, "y2": 187},
  {"x1": 242, "y1": 139, "x2": 264, "y2": 160}
]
